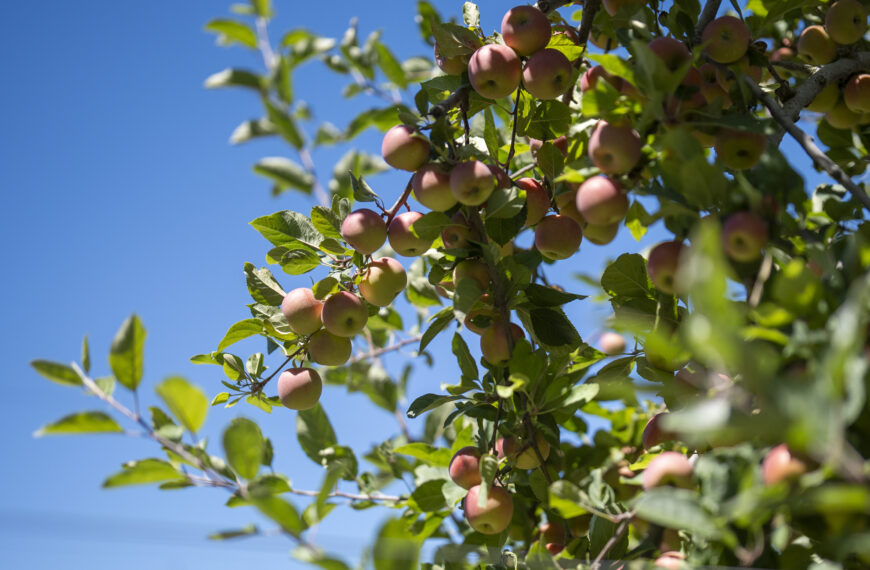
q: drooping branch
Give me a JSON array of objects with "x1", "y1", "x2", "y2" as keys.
[
  {"x1": 576, "y1": 0, "x2": 602, "y2": 48},
  {"x1": 693, "y1": 0, "x2": 722, "y2": 46},
  {"x1": 781, "y1": 53, "x2": 870, "y2": 121}
]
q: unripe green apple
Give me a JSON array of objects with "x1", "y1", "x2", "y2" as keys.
[
  {"x1": 496, "y1": 430, "x2": 550, "y2": 469},
  {"x1": 806, "y1": 82, "x2": 840, "y2": 113},
  {"x1": 714, "y1": 128, "x2": 767, "y2": 170},
  {"x1": 281, "y1": 288, "x2": 324, "y2": 336},
  {"x1": 464, "y1": 485, "x2": 514, "y2": 535},
  {"x1": 388, "y1": 211, "x2": 434, "y2": 256},
  {"x1": 825, "y1": 0, "x2": 867, "y2": 45},
  {"x1": 340, "y1": 208, "x2": 387, "y2": 255},
  {"x1": 307, "y1": 329, "x2": 352, "y2": 366},
  {"x1": 358, "y1": 257, "x2": 407, "y2": 307},
  {"x1": 453, "y1": 259, "x2": 490, "y2": 292},
  {"x1": 441, "y1": 211, "x2": 480, "y2": 249},
  {"x1": 381, "y1": 125, "x2": 430, "y2": 172},
  {"x1": 277, "y1": 367, "x2": 322, "y2": 410},
  {"x1": 762, "y1": 443, "x2": 807, "y2": 485},
  {"x1": 449, "y1": 446, "x2": 483, "y2": 489},
  {"x1": 647, "y1": 240, "x2": 686, "y2": 295},
  {"x1": 480, "y1": 321, "x2": 524, "y2": 365},
  {"x1": 468, "y1": 44, "x2": 522, "y2": 100},
  {"x1": 826, "y1": 97, "x2": 862, "y2": 129},
  {"x1": 702, "y1": 16, "x2": 750, "y2": 64},
  {"x1": 797, "y1": 25, "x2": 836, "y2": 65},
  {"x1": 522, "y1": 49, "x2": 574, "y2": 100},
  {"x1": 602, "y1": 0, "x2": 643, "y2": 16},
  {"x1": 642, "y1": 451, "x2": 694, "y2": 490},
  {"x1": 844, "y1": 74, "x2": 870, "y2": 113},
  {"x1": 534, "y1": 215, "x2": 583, "y2": 260},
  {"x1": 576, "y1": 175, "x2": 628, "y2": 225},
  {"x1": 648, "y1": 37, "x2": 691, "y2": 72},
  {"x1": 450, "y1": 160, "x2": 497, "y2": 206},
  {"x1": 722, "y1": 211, "x2": 768, "y2": 262},
  {"x1": 501, "y1": 5, "x2": 551, "y2": 56},
  {"x1": 582, "y1": 221, "x2": 620, "y2": 245},
  {"x1": 321, "y1": 291, "x2": 367, "y2": 337},
  {"x1": 642, "y1": 412, "x2": 677, "y2": 450},
  {"x1": 555, "y1": 184, "x2": 584, "y2": 224},
  {"x1": 599, "y1": 331, "x2": 626, "y2": 355},
  {"x1": 412, "y1": 163, "x2": 456, "y2": 212},
  {"x1": 516, "y1": 178, "x2": 550, "y2": 226},
  {"x1": 434, "y1": 41, "x2": 473, "y2": 75},
  {"x1": 588, "y1": 121, "x2": 642, "y2": 175},
  {"x1": 465, "y1": 294, "x2": 497, "y2": 334}
]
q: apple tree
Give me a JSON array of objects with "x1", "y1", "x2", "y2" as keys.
[{"x1": 31, "y1": 0, "x2": 870, "y2": 567}]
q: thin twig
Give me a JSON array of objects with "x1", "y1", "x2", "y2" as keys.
[
  {"x1": 286, "y1": 488, "x2": 403, "y2": 502},
  {"x1": 505, "y1": 84, "x2": 523, "y2": 169},
  {"x1": 384, "y1": 177, "x2": 415, "y2": 225},
  {"x1": 255, "y1": 17, "x2": 278, "y2": 70},
  {"x1": 511, "y1": 163, "x2": 536, "y2": 180},
  {"x1": 534, "y1": 0, "x2": 575, "y2": 13},
  {"x1": 748, "y1": 251, "x2": 773, "y2": 307},
  {"x1": 347, "y1": 335, "x2": 422, "y2": 365},
  {"x1": 591, "y1": 517, "x2": 631, "y2": 569},
  {"x1": 299, "y1": 148, "x2": 330, "y2": 206}
]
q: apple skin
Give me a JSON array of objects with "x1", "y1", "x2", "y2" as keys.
[
  {"x1": 555, "y1": 185, "x2": 584, "y2": 224},
  {"x1": 581, "y1": 65, "x2": 620, "y2": 93},
  {"x1": 539, "y1": 521, "x2": 566, "y2": 555},
  {"x1": 654, "y1": 552, "x2": 686, "y2": 570},
  {"x1": 602, "y1": 0, "x2": 643, "y2": 16},
  {"x1": 281, "y1": 288, "x2": 324, "y2": 336},
  {"x1": 568, "y1": 514, "x2": 592, "y2": 537},
  {"x1": 480, "y1": 322, "x2": 525, "y2": 365},
  {"x1": 412, "y1": 163, "x2": 456, "y2": 212},
  {"x1": 825, "y1": 0, "x2": 868, "y2": 45},
  {"x1": 722, "y1": 211, "x2": 768, "y2": 262},
  {"x1": 588, "y1": 121, "x2": 642, "y2": 175},
  {"x1": 698, "y1": 63, "x2": 732, "y2": 107},
  {"x1": 826, "y1": 97, "x2": 863, "y2": 129},
  {"x1": 449, "y1": 447, "x2": 483, "y2": 489},
  {"x1": 529, "y1": 136, "x2": 568, "y2": 158},
  {"x1": 381, "y1": 125, "x2": 430, "y2": 172},
  {"x1": 358, "y1": 257, "x2": 407, "y2": 307},
  {"x1": 465, "y1": 295, "x2": 498, "y2": 334},
  {"x1": 516, "y1": 178, "x2": 550, "y2": 226},
  {"x1": 453, "y1": 259, "x2": 490, "y2": 292},
  {"x1": 599, "y1": 332, "x2": 626, "y2": 355},
  {"x1": 468, "y1": 44, "x2": 522, "y2": 100},
  {"x1": 642, "y1": 451, "x2": 694, "y2": 490},
  {"x1": 307, "y1": 330, "x2": 352, "y2": 366},
  {"x1": 642, "y1": 413, "x2": 677, "y2": 450},
  {"x1": 277, "y1": 368, "x2": 322, "y2": 410},
  {"x1": 496, "y1": 431, "x2": 550, "y2": 469},
  {"x1": 647, "y1": 240, "x2": 686, "y2": 295},
  {"x1": 434, "y1": 42, "x2": 471, "y2": 75},
  {"x1": 388, "y1": 211, "x2": 434, "y2": 256},
  {"x1": 807, "y1": 82, "x2": 840, "y2": 113},
  {"x1": 797, "y1": 25, "x2": 837, "y2": 65},
  {"x1": 464, "y1": 485, "x2": 514, "y2": 535},
  {"x1": 441, "y1": 211, "x2": 480, "y2": 249},
  {"x1": 649, "y1": 37, "x2": 691, "y2": 72},
  {"x1": 522, "y1": 49, "x2": 574, "y2": 100},
  {"x1": 320, "y1": 291, "x2": 368, "y2": 337},
  {"x1": 340, "y1": 208, "x2": 387, "y2": 255},
  {"x1": 714, "y1": 128, "x2": 767, "y2": 170},
  {"x1": 534, "y1": 215, "x2": 583, "y2": 260},
  {"x1": 702, "y1": 16, "x2": 750, "y2": 64},
  {"x1": 583, "y1": 221, "x2": 620, "y2": 245},
  {"x1": 762, "y1": 444, "x2": 807, "y2": 485},
  {"x1": 450, "y1": 160, "x2": 497, "y2": 206},
  {"x1": 576, "y1": 175, "x2": 628, "y2": 225},
  {"x1": 844, "y1": 74, "x2": 870, "y2": 113},
  {"x1": 501, "y1": 5, "x2": 551, "y2": 56}
]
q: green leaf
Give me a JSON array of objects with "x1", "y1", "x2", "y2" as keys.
[
  {"x1": 409, "y1": 479, "x2": 447, "y2": 512},
  {"x1": 452, "y1": 333, "x2": 478, "y2": 381},
  {"x1": 103, "y1": 459, "x2": 183, "y2": 488},
  {"x1": 253, "y1": 157, "x2": 314, "y2": 193},
  {"x1": 204, "y1": 68, "x2": 263, "y2": 91},
  {"x1": 373, "y1": 517, "x2": 421, "y2": 570},
  {"x1": 430, "y1": 21, "x2": 480, "y2": 58},
  {"x1": 410, "y1": 211, "x2": 451, "y2": 241},
  {"x1": 633, "y1": 487, "x2": 720, "y2": 538},
  {"x1": 251, "y1": 496, "x2": 303, "y2": 537},
  {"x1": 407, "y1": 393, "x2": 462, "y2": 418},
  {"x1": 310, "y1": 206, "x2": 343, "y2": 240},
  {"x1": 297, "y1": 404, "x2": 337, "y2": 465},
  {"x1": 529, "y1": 308, "x2": 581, "y2": 347},
  {"x1": 243, "y1": 263, "x2": 286, "y2": 306},
  {"x1": 349, "y1": 172, "x2": 380, "y2": 203},
  {"x1": 208, "y1": 524, "x2": 259, "y2": 540},
  {"x1": 394, "y1": 443, "x2": 452, "y2": 467},
  {"x1": 81, "y1": 335, "x2": 91, "y2": 374},
  {"x1": 250, "y1": 210, "x2": 324, "y2": 248},
  {"x1": 205, "y1": 19, "x2": 258, "y2": 49},
  {"x1": 34, "y1": 411, "x2": 123, "y2": 437},
  {"x1": 419, "y1": 308, "x2": 454, "y2": 352},
  {"x1": 109, "y1": 315, "x2": 146, "y2": 391},
  {"x1": 218, "y1": 319, "x2": 264, "y2": 351},
  {"x1": 211, "y1": 392, "x2": 230, "y2": 406},
  {"x1": 375, "y1": 42, "x2": 407, "y2": 89},
  {"x1": 521, "y1": 100, "x2": 571, "y2": 140},
  {"x1": 601, "y1": 253, "x2": 651, "y2": 299},
  {"x1": 462, "y1": 2, "x2": 480, "y2": 28},
  {"x1": 536, "y1": 142, "x2": 564, "y2": 180},
  {"x1": 230, "y1": 118, "x2": 277, "y2": 145},
  {"x1": 250, "y1": 0, "x2": 272, "y2": 18},
  {"x1": 549, "y1": 480, "x2": 592, "y2": 519},
  {"x1": 263, "y1": 100, "x2": 304, "y2": 149},
  {"x1": 483, "y1": 107, "x2": 499, "y2": 159},
  {"x1": 155, "y1": 376, "x2": 208, "y2": 433},
  {"x1": 31, "y1": 360, "x2": 82, "y2": 387},
  {"x1": 223, "y1": 417, "x2": 264, "y2": 480},
  {"x1": 525, "y1": 283, "x2": 586, "y2": 307}
]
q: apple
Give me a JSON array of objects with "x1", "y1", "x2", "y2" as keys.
[
  {"x1": 340, "y1": 208, "x2": 387, "y2": 255},
  {"x1": 642, "y1": 413, "x2": 677, "y2": 450},
  {"x1": 599, "y1": 332, "x2": 626, "y2": 355},
  {"x1": 501, "y1": 5, "x2": 551, "y2": 56},
  {"x1": 654, "y1": 552, "x2": 686, "y2": 570},
  {"x1": 762, "y1": 444, "x2": 807, "y2": 485},
  {"x1": 698, "y1": 63, "x2": 732, "y2": 107},
  {"x1": 648, "y1": 37, "x2": 691, "y2": 73},
  {"x1": 480, "y1": 321, "x2": 524, "y2": 365},
  {"x1": 529, "y1": 135, "x2": 568, "y2": 158},
  {"x1": 769, "y1": 45, "x2": 797, "y2": 78},
  {"x1": 388, "y1": 211, "x2": 434, "y2": 256},
  {"x1": 453, "y1": 259, "x2": 490, "y2": 292},
  {"x1": 589, "y1": 28, "x2": 615, "y2": 51},
  {"x1": 539, "y1": 521, "x2": 566, "y2": 555},
  {"x1": 496, "y1": 431, "x2": 550, "y2": 469},
  {"x1": 522, "y1": 49, "x2": 574, "y2": 100},
  {"x1": 434, "y1": 41, "x2": 473, "y2": 75},
  {"x1": 307, "y1": 329, "x2": 352, "y2": 366},
  {"x1": 277, "y1": 368, "x2": 322, "y2": 410},
  {"x1": 647, "y1": 240, "x2": 686, "y2": 295},
  {"x1": 714, "y1": 128, "x2": 767, "y2": 170},
  {"x1": 602, "y1": 0, "x2": 643, "y2": 17},
  {"x1": 826, "y1": 97, "x2": 863, "y2": 129},
  {"x1": 722, "y1": 211, "x2": 768, "y2": 262},
  {"x1": 806, "y1": 82, "x2": 840, "y2": 112},
  {"x1": 568, "y1": 514, "x2": 592, "y2": 537},
  {"x1": 702, "y1": 16, "x2": 750, "y2": 64},
  {"x1": 733, "y1": 54, "x2": 763, "y2": 83},
  {"x1": 581, "y1": 65, "x2": 620, "y2": 93},
  {"x1": 450, "y1": 160, "x2": 497, "y2": 206},
  {"x1": 465, "y1": 294, "x2": 497, "y2": 334},
  {"x1": 464, "y1": 485, "x2": 514, "y2": 535},
  {"x1": 358, "y1": 257, "x2": 407, "y2": 306},
  {"x1": 381, "y1": 125, "x2": 430, "y2": 172},
  {"x1": 642, "y1": 451, "x2": 694, "y2": 490},
  {"x1": 489, "y1": 164, "x2": 513, "y2": 189},
  {"x1": 576, "y1": 175, "x2": 628, "y2": 225},
  {"x1": 825, "y1": 0, "x2": 868, "y2": 45},
  {"x1": 534, "y1": 215, "x2": 583, "y2": 260},
  {"x1": 583, "y1": 221, "x2": 620, "y2": 245},
  {"x1": 844, "y1": 74, "x2": 870, "y2": 113},
  {"x1": 468, "y1": 44, "x2": 522, "y2": 100},
  {"x1": 516, "y1": 177, "x2": 550, "y2": 226},
  {"x1": 666, "y1": 66, "x2": 707, "y2": 115},
  {"x1": 321, "y1": 291, "x2": 367, "y2": 337},
  {"x1": 442, "y1": 211, "x2": 480, "y2": 249},
  {"x1": 449, "y1": 447, "x2": 483, "y2": 489},
  {"x1": 412, "y1": 163, "x2": 456, "y2": 212},
  {"x1": 281, "y1": 288, "x2": 324, "y2": 336},
  {"x1": 588, "y1": 121, "x2": 642, "y2": 175},
  {"x1": 797, "y1": 25, "x2": 836, "y2": 65}
]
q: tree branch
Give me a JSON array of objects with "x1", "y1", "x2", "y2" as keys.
[
  {"x1": 591, "y1": 517, "x2": 631, "y2": 570},
  {"x1": 347, "y1": 335, "x2": 423, "y2": 364},
  {"x1": 535, "y1": 0, "x2": 575, "y2": 13},
  {"x1": 781, "y1": 53, "x2": 870, "y2": 122},
  {"x1": 576, "y1": 0, "x2": 602, "y2": 48},
  {"x1": 286, "y1": 488, "x2": 402, "y2": 502},
  {"x1": 384, "y1": 177, "x2": 415, "y2": 225},
  {"x1": 428, "y1": 86, "x2": 470, "y2": 120},
  {"x1": 693, "y1": 0, "x2": 722, "y2": 47}
]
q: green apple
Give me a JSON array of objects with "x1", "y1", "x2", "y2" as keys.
[
  {"x1": 555, "y1": 184, "x2": 584, "y2": 224},
  {"x1": 522, "y1": 49, "x2": 574, "y2": 100},
  {"x1": 307, "y1": 329, "x2": 352, "y2": 366},
  {"x1": 453, "y1": 259, "x2": 490, "y2": 292},
  {"x1": 464, "y1": 294, "x2": 497, "y2": 334},
  {"x1": 642, "y1": 451, "x2": 694, "y2": 490},
  {"x1": 568, "y1": 514, "x2": 592, "y2": 537},
  {"x1": 412, "y1": 163, "x2": 456, "y2": 211},
  {"x1": 714, "y1": 128, "x2": 767, "y2": 170},
  {"x1": 534, "y1": 215, "x2": 583, "y2": 260},
  {"x1": 434, "y1": 41, "x2": 474, "y2": 75},
  {"x1": 702, "y1": 16, "x2": 750, "y2": 64},
  {"x1": 588, "y1": 120, "x2": 642, "y2": 175},
  {"x1": 647, "y1": 240, "x2": 686, "y2": 294},
  {"x1": 358, "y1": 257, "x2": 407, "y2": 306},
  {"x1": 797, "y1": 25, "x2": 836, "y2": 65},
  {"x1": 340, "y1": 208, "x2": 387, "y2": 255},
  {"x1": 762, "y1": 444, "x2": 807, "y2": 485},
  {"x1": 722, "y1": 211, "x2": 768, "y2": 262},
  {"x1": 381, "y1": 125, "x2": 430, "y2": 172},
  {"x1": 448, "y1": 446, "x2": 483, "y2": 489},
  {"x1": 464, "y1": 485, "x2": 514, "y2": 535},
  {"x1": 582, "y1": 221, "x2": 620, "y2": 245},
  {"x1": 388, "y1": 211, "x2": 434, "y2": 256},
  {"x1": 321, "y1": 291, "x2": 367, "y2": 337},
  {"x1": 480, "y1": 321, "x2": 524, "y2": 365},
  {"x1": 844, "y1": 73, "x2": 870, "y2": 113},
  {"x1": 826, "y1": 97, "x2": 862, "y2": 129},
  {"x1": 450, "y1": 160, "x2": 496, "y2": 206},
  {"x1": 807, "y1": 82, "x2": 840, "y2": 112},
  {"x1": 501, "y1": 5, "x2": 551, "y2": 56},
  {"x1": 496, "y1": 431, "x2": 550, "y2": 469},
  {"x1": 468, "y1": 44, "x2": 522, "y2": 100},
  {"x1": 281, "y1": 288, "x2": 324, "y2": 336},
  {"x1": 277, "y1": 367, "x2": 322, "y2": 410},
  {"x1": 825, "y1": 0, "x2": 867, "y2": 45},
  {"x1": 576, "y1": 175, "x2": 628, "y2": 225}
]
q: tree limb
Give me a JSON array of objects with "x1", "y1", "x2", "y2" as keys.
[
  {"x1": 428, "y1": 86, "x2": 470, "y2": 120},
  {"x1": 591, "y1": 517, "x2": 631, "y2": 569},
  {"x1": 535, "y1": 0, "x2": 576, "y2": 14},
  {"x1": 693, "y1": 0, "x2": 722, "y2": 47},
  {"x1": 781, "y1": 53, "x2": 870, "y2": 122},
  {"x1": 384, "y1": 177, "x2": 414, "y2": 224},
  {"x1": 576, "y1": 0, "x2": 602, "y2": 48}
]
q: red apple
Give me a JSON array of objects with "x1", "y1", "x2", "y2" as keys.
[
  {"x1": 702, "y1": 16, "x2": 750, "y2": 64},
  {"x1": 450, "y1": 160, "x2": 496, "y2": 206},
  {"x1": 468, "y1": 44, "x2": 522, "y2": 100},
  {"x1": 522, "y1": 49, "x2": 574, "y2": 100},
  {"x1": 825, "y1": 0, "x2": 867, "y2": 45},
  {"x1": 555, "y1": 184, "x2": 584, "y2": 224},
  {"x1": 449, "y1": 446, "x2": 483, "y2": 489},
  {"x1": 454, "y1": 259, "x2": 490, "y2": 292},
  {"x1": 501, "y1": 5, "x2": 551, "y2": 56},
  {"x1": 642, "y1": 413, "x2": 677, "y2": 450},
  {"x1": 654, "y1": 552, "x2": 686, "y2": 570},
  {"x1": 714, "y1": 128, "x2": 767, "y2": 170},
  {"x1": 441, "y1": 211, "x2": 480, "y2": 249},
  {"x1": 481, "y1": 321, "x2": 524, "y2": 365},
  {"x1": 412, "y1": 163, "x2": 456, "y2": 212},
  {"x1": 534, "y1": 215, "x2": 583, "y2": 260},
  {"x1": 529, "y1": 136, "x2": 568, "y2": 158},
  {"x1": 602, "y1": 0, "x2": 644, "y2": 17},
  {"x1": 277, "y1": 368, "x2": 322, "y2": 410},
  {"x1": 539, "y1": 521, "x2": 566, "y2": 555},
  {"x1": 321, "y1": 291, "x2": 367, "y2": 337},
  {"x1": 762, "y1": 444, "x2": 807, "y2": 485},
  {"x1": 642, "y1": 451, "x2": 694, "y2": 490},
  {"x1": 358, "y1": 257, "x2": 407, "y2": 306},
  {"x1": 464, "y1": 485, "x2": 514, "y2": 534},
  {"x1": 434, "y1": 41, "x2": 472, "y2": 75},
  {"x1": 515, "y1": 177, "x2": 550, "y2": 226},
  {"x1": 588, "y1": 121, "x2": 642, "y2": 175},
  {"x1": 649, "y1": 37, "x2": 691, "y2": 73},
  {"x1": 307, "y1": 329, "x2": 352, "y2": 366},
  {"x1": 698, "y1": 63, "x2": 732, "y2": 107},
  {"x1": 797, "y1": 25, "x2": 836, "y2": 65},
  {"x1": 340, "y1": 208, "x2": 387, "y2": 255},
  {"x1": 722, "y1": 211, "x2": 768, "y2": 262},
  {"x1": 496, "y1": 431, "x2": 550, "y2": 469},
  {"x1": 576, "y1": 175, "x2": 628, "y2": 225},
  {"x1": 281, "y1": 288, "x2": 324, "y2": 336},
  {"x1": 844, "y1": 73, "x2": 870, "y2": 113},
  {"x1": 599, "y1": 332, "x2": 626, "y2": 355},
  {"x1": 388, "y1": 211, "x2": 434, "y2": 256},
  {"x1": 465, "y1": 294, "x2": 497, "y2": 335},
  {"x1": 647, "y1": 240, "x2": 686, "y2": 295},
  {"x1": 381, "y1": 125, "x2": 430, "y2": 172}
]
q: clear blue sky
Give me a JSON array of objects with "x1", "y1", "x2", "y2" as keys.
[{"x1": 0, "y1": 1, "x2": 826, "y2": 568}]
